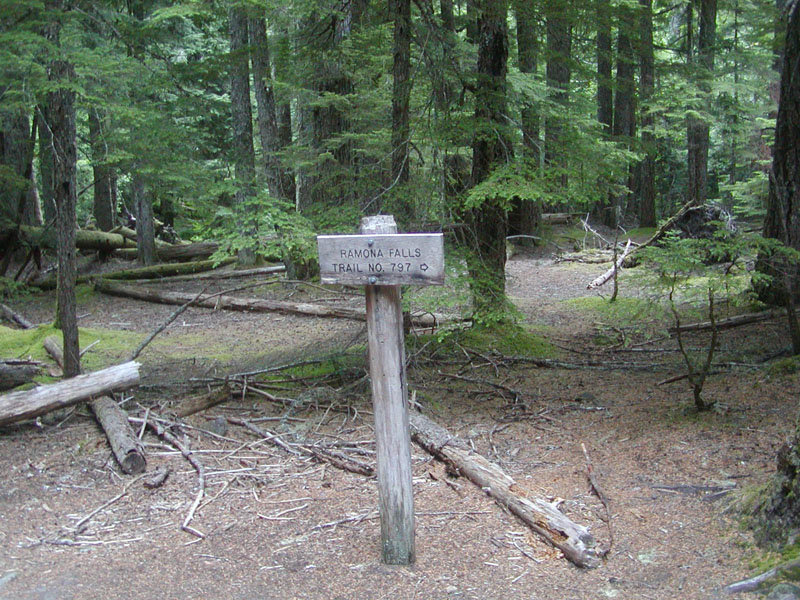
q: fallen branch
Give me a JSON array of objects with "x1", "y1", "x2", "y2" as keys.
[
  {"x1": 409, "y1": 411, "x2": 601, "y2": 568},
  {"x1": 228, "y1": 418, "x2": 375, "y2": 476},
  {"x1": 144, "y1": 417, "x2": 206, "y2": 538},
  {"x1": 587, "y1": 239, "x2": 633, "y2": 289},
  {"x1": 130, "y1": 286, "x2": 209, "y2": 361},
  {"x1": 71, "y1": 473, "x2": 146, "y2": 533},
  {"x1": 722, "y1": 558, "x2": 800, "y2": 595},
  {"x1": 0, "y1": 303, "x2": 35, "y2": 329},
  {"x1": 174, "y1": 385, "x2": 232, "y2": 418},
  {"x1": 0, "y1": 361, "x2": 140, "y2": 427},
  {"x1": 669, "y1": 309, "x2": 782, "y2": 333},
  {"x1": 137, "y1": 265, "x2": 285, "y2": 284},
  {"x1": 581, "y1": 443, "x2": 612, "y2": 554}
]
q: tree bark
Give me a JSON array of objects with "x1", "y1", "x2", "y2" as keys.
[
  {"x1": 390, "y1": 0, "x2": 412, "y2": 191},
  {"x1": 0, "y1": 361, "x2": 140, "y2": 427},
  {"x1": 686, "y1": 0, "x2": 717, "y2": 206},
  {"x1": 509, "y1": 0, "x2": 541, "y2": 239},
  {"x1": 638, "y1": 0, "x2": 657, "y2": 227},
  {"x1": 468, "y1": 0, "x2": 511, "y2": 319},
  {"x1": 409, "y1": 411, "x2": 601, "y2": 568},
  {"x1": 229, "y1": 4, "x2": 257, "y2": 265},
  {"x1": 249, "y1": 17, "x2": 295, "y2": 202},
  {"x1": 605, "y1": 5, "x2": 636, "y2": 229},
  {"x1": 88, "y1": 107, "x2": 116, "y2": 232},
  {"x1": 544, "y1": 1, "x2": 572, "y2": 189},
  {"x1": 37, "y1": 104, "x2": 56, "y2": 224},
  {"x1": 133, "y1": 174, "x2": 155, "y2": 266},
  {"x1": 91, "y1": 395, "x2": 146, "y2": 474},
  {"x1": 759, "y1": 0, "x2": 800, "y2": 335},
  {"x1": 46, "y1": 39, "x2": 80, "y2": 378}
]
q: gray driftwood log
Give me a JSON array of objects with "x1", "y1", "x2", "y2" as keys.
[
  {"x1": 409, "y1": 411, "x2": 601, "y2": 568},
  {"x1": 43, "y1": 336, "x2": 145, "y2": 474},
  {"x1": 0, "y1": 361, "x2": 140, "y2": 426}
]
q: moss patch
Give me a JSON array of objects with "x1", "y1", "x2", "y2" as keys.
[
  {"x1": 565, "y1": 296, "x2": 668, "y2": 326},
  {"x1": 0, "y1": 324, "x2": 144, "y2": 373},
  {"x1": 409, "y1": 321, "x2": 557, "y2": 359}
]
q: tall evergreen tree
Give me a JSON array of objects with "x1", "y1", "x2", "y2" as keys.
[{"x1": 468, "y1": 0, "x2": 511, "y2": 319}]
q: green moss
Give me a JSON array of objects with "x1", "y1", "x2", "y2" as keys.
[
  {"x1": 565, "y1": 296, "x2": 668, "y2": 326},
  {"x1": 0, "y1": 323, "x2": 144, "y2": 373},
  {"x1": 409, "y1": 321, "x2": 557, "y2": 359},
  {"x1": 768, "y1": 357, "x2": 800, "y2": 377},
  {"x1": 625, "y1": 227, "x2": 657, "y2": 242}
]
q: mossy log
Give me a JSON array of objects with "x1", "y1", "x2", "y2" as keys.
[
  {"x1": 114, "y1": 241, "x2": 220, "y2": 262},
  {"x1": 36, "y1": 258, "x2": 237, "y2": 290},
  {"x1": 0, "y1": 361, "x2": 140, "y2": 426},
  {"x1": 8, "y1": 225, "x2": 136, "y2": 252},
  {"x1": 409, "y1": 411, "x2": 602, "y2": 568}
]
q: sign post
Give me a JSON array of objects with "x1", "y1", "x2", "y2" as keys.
[{"x1": 317, "y1": 215, "x2": 444, "y2": 565}]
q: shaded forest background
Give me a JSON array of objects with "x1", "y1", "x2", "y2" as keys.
[{"x1": 1, "y1": 0, "x2": 798, "y2": 323}]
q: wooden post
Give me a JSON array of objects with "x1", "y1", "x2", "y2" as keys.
[{"x1": 360, "y1": 215, "x2": 415, "y2": 565}]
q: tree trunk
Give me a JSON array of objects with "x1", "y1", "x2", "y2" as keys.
[
  {"x1": 37, "y1": 104, "x2": 56, "y2": 224},
  {"x1": 638, "y1": 0, "x2": 657, "y2": 227},
  {"x1": 46, "y1": 36, "x2": 80, "y2": 378},
  {"x1": 509, "y1": 0, "x2": 541, "y2": 240},
  {"x1": 249, "y1": 17, "x2": 295, "y2": 202},
  {"x1": 606, "y1": 6, "x2": 636, "y2": 228},
  {"x1": 229, "y1": 4, "x2": 257, "y2": 266},
  {"x1": 544, "y1": 2, "x2": 572, "y2": 190},
  {"x1": 132, "y1": 174, "x2": 155, "y2": 266},
  {"x1": 88, "y1": 107, "x2": 116, "y2": 232},
  {"x1": 687, "y1": 0, "x2": 717, "y2": 206},
  {"x1": 390, "y1": 0, "x2": 412, "y2": 193},
  {"x1": 593, "y1": 0, "x2": 614, "y2": 225},
  {"x1": 759, "y1": 0, "x2": 800, "y2": 333},
  {"x1": 469, "y1": 0, "x2": 511, "y2": 319}
]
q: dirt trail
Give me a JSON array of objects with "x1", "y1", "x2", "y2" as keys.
[{"x1": 0, "y1": 253, "x2": 794, "y2": 600}]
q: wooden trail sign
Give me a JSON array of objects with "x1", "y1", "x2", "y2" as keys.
[
  {"x1": 317, "y1": 216, "x2": 443, "y2": 565},
  {"x1": 317, "y1": 233, "x2": 444, "y2": 286}
]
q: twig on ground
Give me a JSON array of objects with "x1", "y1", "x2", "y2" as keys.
[
  {"x1": 130, "y1": 286, "x2": 210, "y2": 360},
  {"x1": 581, "y1": 443, "x2": 612, "y2": 556},
  {"x1": 143, "y1": 416, "x2": 207, "y2": 538},
  {"x1": 70, "y1": 473, "x2": 146, "y2": 534}
]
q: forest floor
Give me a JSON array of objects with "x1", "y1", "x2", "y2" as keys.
[{"x1": 0, "y1": 238, "x2": 797, "y2": 600}]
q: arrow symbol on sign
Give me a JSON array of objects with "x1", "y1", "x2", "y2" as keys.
[{"x1": 420, "y1": 264, "x2": 429, "y2": 271}]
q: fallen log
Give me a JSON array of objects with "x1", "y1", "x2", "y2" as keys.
[
  {"x1": 43, "y1": 336, "x2": 146, "y2": 474},
  {"x1": 669, "y1": 309, "x2": 782, "y2": 333},
  {"x1": 0, "y1": 360, "x2": 40, "y2": 391},
  {"x1": 114, "y1": 241, "x2": 220, "y2": 263},
  {"x1": 587, "y1": 239, "x2": 633, "y2": 289},
  {"x1": 90, "y1": 395, "x2": 146, "y2": 474},
  {"x1": 35, "y1": 258, "x2": 237, "y2": 290},
  {"x1": 0, "y1": 361, "x2": 140, "y2": 427},
  {"x1": 95, "y1": 280, "x2": 447, "y2": 327},
  {"x1": 408, "y1": 411, "x2": 601, "y2": 568},
  {"x1": 9, "y1": 225, "x2": 136, "y2": 252},
  {"x1": 542, "y1": 213, "x2": 579, "y2": 225},
  {"x1": 722, "y1": 558, "x2": 800, "y2": 595},
  {"x1": 137, "y1": 265, "x2": 285, "y2": 284},
  {"x1": 175, "y1": 385, "x2": 232, "y2": 418},
  {"x1": 1, "y1": 303, "x2": 35, "y2": 329}
]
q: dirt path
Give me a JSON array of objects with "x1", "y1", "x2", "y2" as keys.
[{"x1": 0, "y1": 254, "x2": 794, "y2": 599}]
